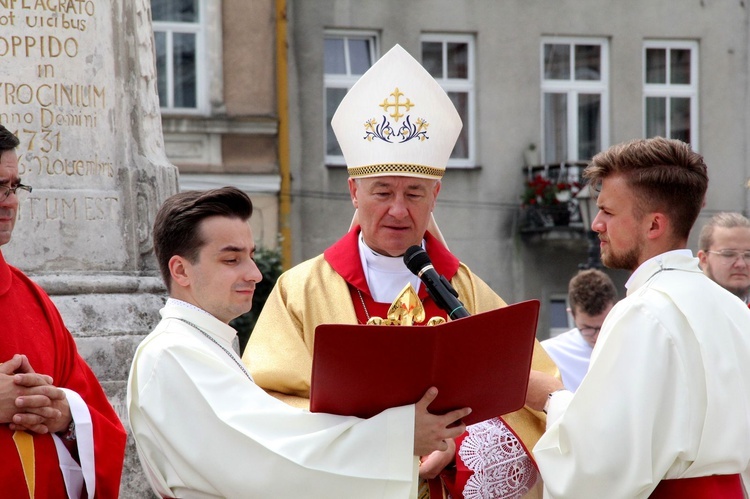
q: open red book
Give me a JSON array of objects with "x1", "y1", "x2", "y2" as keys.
[{"x1": 310, "y1": 300, "x2": 540, "y2": 426}]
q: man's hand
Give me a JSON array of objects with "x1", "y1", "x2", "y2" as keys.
[
  {"x1": 0, "y1": 354, "x2": 43, "y2": 423},
  {"x1": 419, "y1": 437, "x2": 456, "y2": 479},
  {"x1": 0, "y1": 354, "x2": 71, "y2": 434},
  {"x1": 10, "y1": 384, "x2": 71, "y2": 434},
  {"x1": 413, "y1": 387, "x2": 470, "y2": 457},
  {"x1": 526, "y1": 370, "x2": 564, "y2": 412}
]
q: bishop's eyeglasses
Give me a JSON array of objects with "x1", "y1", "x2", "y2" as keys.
[
  {"x1": 0, "y1": 182, "x2": 32, "y2": 202},
  {"x1": 706, "y1": 250, "x2": 750, "y2": 265}
]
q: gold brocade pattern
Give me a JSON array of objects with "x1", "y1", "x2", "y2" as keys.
[{"x1": 348, "y1": 163, "x2": 445, "y2": 179}]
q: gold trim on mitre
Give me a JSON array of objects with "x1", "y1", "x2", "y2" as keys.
[{"x1": 348, "y1": 163, "x2": 445, "y2": 179}]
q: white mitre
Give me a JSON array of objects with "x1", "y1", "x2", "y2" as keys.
[{"x1": 331, "y1": 44, "x2": 463, "y2": 180}]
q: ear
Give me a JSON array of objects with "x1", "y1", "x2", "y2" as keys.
[
  {"x1": 348, "y1": 177, "x2": 359, "y2": 209},
  {"x1": 168, "y1": 255, "x2": 191, "y2": 289},
  {"x1": 645, "y1": 212, "x2": 669, "y2": 241},
  {"x1": 697, "y1": 249, "x2": 708, "y2": 268},
  {"x1": 431, "y1": 180, "x2": 441, "y2": 208}
]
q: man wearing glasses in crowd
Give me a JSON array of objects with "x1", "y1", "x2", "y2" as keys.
[
  {"x1": 0, "y1": 124, "x2": 127, "y2": 497},
  {"x1": 541, "y1": 269, "x2": 618, "y2": 392},
  {"x1": 697, "y1": 212, "x2": 750, "y2": 306}
]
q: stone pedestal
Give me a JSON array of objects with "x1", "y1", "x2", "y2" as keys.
[{"x1": 0, "y1": 0, "x2": 176, "y2": 495}]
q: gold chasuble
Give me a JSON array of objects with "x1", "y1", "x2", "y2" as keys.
[{"x1": 245, "y1": 229, "x2": 558, "y2": 498}]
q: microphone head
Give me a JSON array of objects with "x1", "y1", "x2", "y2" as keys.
[{"x1": 403, "y1": 245, "x2": 432, "y2": 275}]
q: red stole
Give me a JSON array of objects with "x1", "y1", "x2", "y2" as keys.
[{"x1": 649, "y1": 474, "x2": 743, "y2": 498}]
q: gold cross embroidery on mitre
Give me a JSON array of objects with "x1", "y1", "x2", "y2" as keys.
[{"x1": 379, "y1": 87, "x2": 414, "y2": 122}]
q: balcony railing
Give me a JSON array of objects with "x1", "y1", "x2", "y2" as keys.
[{"x1": 519, "y1": 162, "x2": 588, "y2": 234}]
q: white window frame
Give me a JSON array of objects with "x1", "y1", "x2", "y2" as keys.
[
  {"x1": 642, "y1": 40, "x2": 699, "y2": 148},
  {"x1": 152, "y1": 0, "x2": 207, "y2": 115},
  {"x1": 540, "y1": 37, "x2": 610, "y2": 164},
  {"x1": 420, "y1": 33, "x2": 476, "y2": 168},
  {"x1": 324, "y1": 30, "x2": 379, "y2": 166}
]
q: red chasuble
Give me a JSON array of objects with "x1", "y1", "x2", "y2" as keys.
[{"x1": 0, "y1": 250, "x2": 126, "y2": 498}]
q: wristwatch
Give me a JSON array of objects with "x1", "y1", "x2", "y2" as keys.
[{"x1": 63, "y1": 420, "x2": 76, "y2": 441}]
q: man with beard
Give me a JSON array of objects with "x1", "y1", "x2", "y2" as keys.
[
  {"x1": 527, "y1": 137, "x2": 750, "y2": 498},
  {"x1": 697, "y1": 212, "x2": 750, "y2": 306}
]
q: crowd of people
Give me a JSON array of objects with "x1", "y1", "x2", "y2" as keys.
[{"x1": 2, "y1": 42, "x2": 750, "y2": 498}]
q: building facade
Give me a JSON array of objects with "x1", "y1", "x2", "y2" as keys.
[
  {"x1": 153, "y1": 0, "x2": 281, "y2": 251},
  {"x1": 282, "y1": 0, "x2": 750, "y2": 335},
  {"x1": 155, "y1": 0, "x2": 750, "y2": 337}
]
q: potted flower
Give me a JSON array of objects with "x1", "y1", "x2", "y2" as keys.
[{"x1": 521, "y1": 175, "x2": 579, "y2": 227}]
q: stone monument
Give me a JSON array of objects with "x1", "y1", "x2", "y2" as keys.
[{"x1": 0, "y1": 0, "x2": 176, "y2": 494}]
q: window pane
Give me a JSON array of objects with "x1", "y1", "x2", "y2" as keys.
[
  {"x1": 447, "y1": 42, "x2": 468, "y2": 79},
  {"x1": 670, "y1": 49, "x2": 691, "y2": 84},
  {"x1": 348, "y1": 39, "x2": 372, "y2": 75},
  {"x1": 155, "y1": 31, "x2": 168, "y2": 106},
  {"x1": 574, "y1": 45, "x2": 601, "y2": 81},
  {"x1": 173, "y1": 32, "x2": 197, "y2": 108},
  {"x1": 646, "y1": 48, "x2": 666, "y2": 84},
  {"x1": 422, "y1": 42, "x2": 443, "y2": 78},
  {"x1": 448, "y1": 92, "x2": 469, "y2": 159},
  {"x1": 549, "y1": 298, "x2": 569, "y2": 329},
  {"x1": 645, "y1": 96, "x2": 667, "y2": 138},
  {"x1": 544, "y1": 44, "x2": 570, "y2": 80},
  {"x1": 324, "y1": 38, "x2": 346, "y2": 75},
  {"x1": 670, "y1": 97, "x2": 691, "y2": 143},
  {"x1": 544, "y1": 93, "x2": 568, "y2": 163},
  {"x1": 152, "y1": 0, "x2": 198, "y2": 22},
  {"x1": 326, "y1": 87, "x2": 347, "y2": 156},
  {"x1": 578, "y1": 94, "x2": 600, "y2": 160}
]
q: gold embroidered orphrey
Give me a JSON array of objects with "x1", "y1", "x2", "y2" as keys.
[{"x1": 366, "y1": 283, "x2": 446, "y2": 326}]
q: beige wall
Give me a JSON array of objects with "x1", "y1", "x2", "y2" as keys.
[{"x1": 163, "y1": 0, "x2": 281, "y2": 250}]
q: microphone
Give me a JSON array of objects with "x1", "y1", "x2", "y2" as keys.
[{"x1": 403, "y1": 245, "x2": 470, "y2": 320}]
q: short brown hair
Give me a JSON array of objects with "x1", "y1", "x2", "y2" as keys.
[
  {"x1": 698, "y1": 212, "x2": 750, "y2": 251},
  {"x1": 568, "y1": 269, "x2": 618, "y2": 317},
  {"x1": 152, "y1": 187, "x2": 253, "y2": 291},
  {"x1": 584, "y1": 137, "x2": 708, "y2": 241}
]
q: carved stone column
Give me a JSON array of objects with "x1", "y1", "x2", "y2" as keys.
[{"x1": 0, "y1": 0, "x2": 176, "y2": 494}]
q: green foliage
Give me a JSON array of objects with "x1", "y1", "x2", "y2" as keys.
[{"x1": 230, "y1": 244, "x2": 283, "y2": 355}]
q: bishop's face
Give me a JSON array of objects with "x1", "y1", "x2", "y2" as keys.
[{"x1": 348, "y1": 176, "x2": 440, "y2": 257}]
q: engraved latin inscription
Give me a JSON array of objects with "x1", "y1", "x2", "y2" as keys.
[{"x1": 0, "y1": 0, "x2": 113, "y2": 182}]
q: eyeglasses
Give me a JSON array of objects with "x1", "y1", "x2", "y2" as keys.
[
  {"x1": 577, "y1": 325, "x2": 602, "y2": 338},
  {"x1": 0, "y1": 182, "x2": 32, "y2": 202},
  {"x1": 706, "y1": 250, "x2": 750, "y2": 264}
]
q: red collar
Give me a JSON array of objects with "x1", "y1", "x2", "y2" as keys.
[{"x1": 323, "y1": 226, "x2": 460, "y2": 298}]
